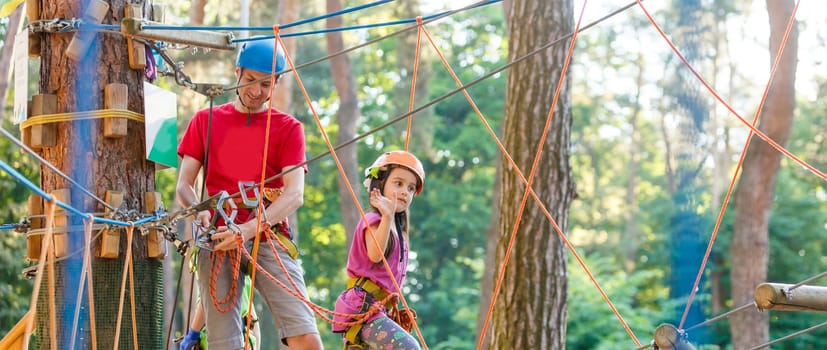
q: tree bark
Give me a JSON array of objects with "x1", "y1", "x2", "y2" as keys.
[
  {"x1": 489, "y1": 0, "x2": 574, "y2": 348},
  {"x1": 36, "y1": 0, "x2": 160, "y2": 348},
  {"x1": 729, "y1": 0, "x2": 798, "y2": 348},
  {"x1": 325, "y1": 0, "x2": 360, "y2": 244}
]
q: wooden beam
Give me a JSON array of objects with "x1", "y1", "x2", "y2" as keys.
[
  {"x1": 653, "y1": 323, "x2": 696, "y2": 350},
  {"x1": 755, "y1": 283, "x2": 827, "y2": 312},
  {"x1": 121, "y1": 17, "x2": 234, "y2": 51}
]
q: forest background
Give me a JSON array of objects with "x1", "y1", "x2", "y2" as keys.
[{"x1": 0, "y1": 0, "x2": 826, "y2": 349}]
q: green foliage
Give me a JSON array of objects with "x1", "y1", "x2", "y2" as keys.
[
  {"x1": 0, "y1": 120, "x2": 37, "y2": 338},
  {"x1": 567, "y1": 254, "x2": 677, "y2": 349}
]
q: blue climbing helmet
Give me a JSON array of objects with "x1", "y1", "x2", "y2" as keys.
[{"x1": 235, "y1": 38, "x2": 286, "y2": 74}]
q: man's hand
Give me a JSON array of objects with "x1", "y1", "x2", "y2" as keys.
[
  {"x1": 194, "y1": 210, "x2": 211, "y2": 228},
  {"x1": 211, "y1": 225, "x2": 243, "y2": 251}
]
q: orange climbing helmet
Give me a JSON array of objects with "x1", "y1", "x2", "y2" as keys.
[{"x1": 364, "y1": 151, "x2": 425, "y2": 195}]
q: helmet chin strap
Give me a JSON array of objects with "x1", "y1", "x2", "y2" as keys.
[{"x1": 235, "y1": 69, "x2": 270, "y2": 126}]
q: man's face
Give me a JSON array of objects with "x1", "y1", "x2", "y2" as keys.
[{"x1": 235, "y1": 67, "x2": 276, "y2": 110}]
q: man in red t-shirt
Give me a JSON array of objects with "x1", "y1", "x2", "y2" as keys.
[{"x1": 176, "y1": 38, "x2": 323, "y2": 350}]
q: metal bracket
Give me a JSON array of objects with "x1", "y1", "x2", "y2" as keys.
[{"x1": 121, "y1": 17, "x2": 235, "y2": 51}]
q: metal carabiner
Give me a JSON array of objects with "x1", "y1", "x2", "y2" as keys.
[{"x1": 238, "y1": 181, "x2": 261, "y2": 208}]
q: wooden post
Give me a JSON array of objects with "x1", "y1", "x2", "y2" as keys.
[
  {"x1": 50, "y1": 189, "x2": 70, "y2": 258},
  {"x1": 755, "y1": 283, "x2": 827, "y2": 312},
  {"x1": 98, "y1": 190, "x2": 123, "y2": 258},
  {"x1": 103, "y1": 83, "x2": 128, "y2": 138},
  {"x1": 26, "y1": 195, "x2": 43, "y2": 261},
  {"x1": 28, "y1": 94, "x2": 57, "y2": 149},
  {"x1": 37, "y1": 0, "x2": 161, "y2": 346},
  {"x1": 124, "y1": 5, "x2": 146, "y2": 70},
  {"x1": 653, "y1": 324, "x2": 697, "y2": 350},
  {"x1": 144, "y1": 192, "x2": 166, "y2": 258}
]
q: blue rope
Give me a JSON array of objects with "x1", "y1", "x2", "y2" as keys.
[
  {"x1": 67, "y1": 0, "x2": 501, "y2": 43},
  {"x1": 0, "y1": 160, "x2": 157, "y2": 228},
  {"x1": 233, "y1": 0, "x2": 501, "y2": 42},
  {"x1": 142, "y1": 0, "x2": 392, "y2": 32},
  {"x1": 0, "y1": 223, "x2": 18, "y2": 230}
]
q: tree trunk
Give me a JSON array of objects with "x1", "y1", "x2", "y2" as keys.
[
  {"x1": 35, "y1": 0, "x2": 160, "y2": 348},
  {"x1": 489, "y1": 0, "x2": 574, "y2": 348},
  {"x1": 393, "y1": 0, "x2": 435, "y2": 159},
  {"x1": 325, "y1": 0, "x2": 360, "y2": 245},
  {"x1": 477, "y1": 163, "x2": 501, "y2": 349},
  {"x1": 623, "y1": 48, "x2": 644, "y2": 272},
  {"x1": 273, "y1": 0, "x2": 298, "y2": 113},
  {"x1": 729, "y1": 1, "x2": 798, "y2": 348},
  {"x1": 188, "y1": 0, "x2": 207, "y2": 25}
]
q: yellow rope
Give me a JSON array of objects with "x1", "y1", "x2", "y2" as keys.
[{"x1": 19, "y1": 109, "x2": 145, "y2": 130}]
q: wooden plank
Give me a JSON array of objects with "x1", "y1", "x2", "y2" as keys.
[
  {"x1": 26, "y1": 195, "x2": 43, "y2": 261},
  {"x1": 124, "y1": 5, "x2": 147, "y2": 70},
  {"x1": 65, "y1": 0, "x2": 109, "y2": 61},
  {"x1": 103, "y1": 83, "x2": 129, "y2": 138},
  {"x1": 50, "y1": 189, "x2": 70, "y2": 258},
  {"x1": 98, "y1": 190, "x2": 124, "y2": 258},
  {"x1": 29, "y1": 94, "x2": 57, "y2": 149},
  {"x1": 145, "y1": 192, "x2": 167, "y2": 258},
  {"x1": 653, "y1": 323, "x2": 696, "y2": 350},
  {"x1": 121, "y1": 18, "x2": 234, "y2": 51},
  {"x1": 755, "y1": 283, "x2": 827, "y2": 312}
]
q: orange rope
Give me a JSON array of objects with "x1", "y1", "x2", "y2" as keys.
[
  {"x1": 636, "y1": 0, "x2": 803, "y2": 330},
  {"x1": 69, "y1": 215, "x2": 96, "y2": 350},
  {"x1": 114, "y1": 224, "x2": 137, "y2": 350},
  {"x1": 274, "y1": 30, "x2": 430, "y2": 348},
  {"x1": 127, "y1": 225, "x2": 138, "y2": 350},
  {"x1": 47, "y1": 207, "x2": 57, "y2": 350},
  {"x1": 405, "y1": 16, "x2": 424, "y2": 151},
  {"x1": 634, "y1": 0, "x2": 825, "y2": 181},
  {"x1": 476, "y1": 2, "x2": 642, "y2": 347},
  {"x1": 85, "y1": 216, "x2": 98, "y2": 350},
  {"x1": 400, "y1": 4, "x2": 641, "y2": 347},
  {"x1": 22, "y1": 198, "x2": 56, "y2": 350}
]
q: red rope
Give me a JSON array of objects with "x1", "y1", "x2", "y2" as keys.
[{"x1": 405, "y1": 16, "x2": 424, "y2": 151}]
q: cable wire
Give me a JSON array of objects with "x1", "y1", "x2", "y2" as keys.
[{"x1": 0, "y1": 126, "x2": 115, "y2": 211}]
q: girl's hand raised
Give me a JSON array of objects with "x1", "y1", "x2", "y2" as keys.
[{"x1": 369, "y1": 188, "x2": 396, "y2": 218}]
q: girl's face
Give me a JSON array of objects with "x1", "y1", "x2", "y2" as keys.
[{"x1": 381, "y1": 167, "x2": 419, "y2": 213}]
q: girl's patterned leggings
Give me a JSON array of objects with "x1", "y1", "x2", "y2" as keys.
[{"x1": 359, "y1": 316, "x2": 420, "y2": 350}]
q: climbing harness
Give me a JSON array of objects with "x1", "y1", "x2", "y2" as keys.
[{"x1": 340, "y1": 277, "x2": 415, "y2": 349}]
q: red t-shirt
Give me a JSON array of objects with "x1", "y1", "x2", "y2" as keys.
[{"x1": 178, "y1": 102, "x2": 306, "y2": 224}]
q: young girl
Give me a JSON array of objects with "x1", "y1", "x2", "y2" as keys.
[{"x1": 333, "y1": 151, "x2": 424, "y2": 350}]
